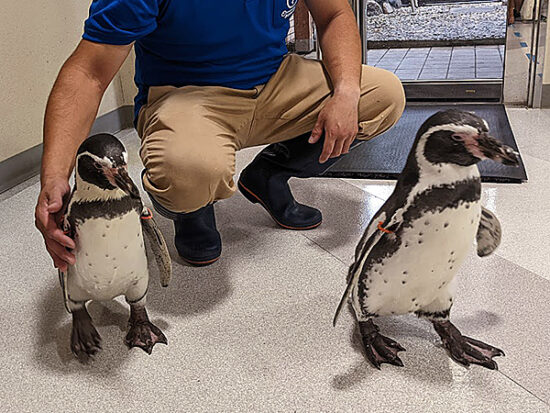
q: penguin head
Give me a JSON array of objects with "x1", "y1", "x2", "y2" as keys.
[
  {"x1": 75, "y1": 134, "x2": 139, "y2": 198},
  {"x1": 418, "y1": 110, "x2": 519, "y2": 167}
]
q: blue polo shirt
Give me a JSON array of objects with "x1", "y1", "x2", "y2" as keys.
[{"x1": 83, "y1": 0, "x2": 297, "y2": 121}]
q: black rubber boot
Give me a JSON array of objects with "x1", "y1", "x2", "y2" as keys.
[
  {"x1": 238, "y1": 133, "x2": 360, "y2": 230},
  {"x1": 142, "y1": 170, "x2": 221, "y2": 266},
  {"x1": 172, "y1": 204, "x2": 222, "y2": 266}
]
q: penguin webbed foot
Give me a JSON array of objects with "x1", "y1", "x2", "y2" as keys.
[
  {"x1": 359, "y1": 320, "x2": 406, "y2": 369},
  {"x1": 125, "y1": 306, "x2": 167, "y2": 354},
  {"x1": 71, "y1": 308, "x2": 102, "y2": 362},
  {"x1": 432, "y1": 320, "x2": 504, "y2": 370}
]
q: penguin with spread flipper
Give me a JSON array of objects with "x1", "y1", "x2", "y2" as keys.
[{"x1": 334, "y1": 110, "x2": 519, "y2": 370}]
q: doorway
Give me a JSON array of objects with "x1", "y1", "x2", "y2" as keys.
[{"x1": 357, "y1": 0, "x2": 507, "y2": 101}]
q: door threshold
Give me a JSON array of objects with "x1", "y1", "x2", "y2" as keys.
[{"x1": 403, "y1": 80, "x2": 503, "y2": 102}]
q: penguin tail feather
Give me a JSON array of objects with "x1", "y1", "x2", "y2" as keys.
[{"x1": 333, "y1": 273, "x2": 356, "y2": 327}]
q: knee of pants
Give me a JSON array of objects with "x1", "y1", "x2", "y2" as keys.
[
  {"x1": 358, "y1": 68, "x2": 406, "y2": 137},
  {"x1": 143, "y1": 149, "x2": 236, "y2": 214},
  {"x1": 380, "y1": 71, "x2": 406, "y2": 128}
]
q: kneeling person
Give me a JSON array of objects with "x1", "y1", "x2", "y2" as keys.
[{"x1": 35, "y1": 0, "x2": 405, "y2": 270}]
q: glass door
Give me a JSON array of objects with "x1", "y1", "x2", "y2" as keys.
[{"x1": 356, "y1": 0, "x2": 508, "y2": 101}]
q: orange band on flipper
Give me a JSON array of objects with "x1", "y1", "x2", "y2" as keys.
[
  {"x1": 141, "y1": 208, "x2": 153, "y2": 220},
  {"x1": 378, "y1": 221, "x2": 394, "y2": 234}
]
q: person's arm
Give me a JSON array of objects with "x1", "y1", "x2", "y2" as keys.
[
  {"x1": 35, "y1": 40, "x2": 132, "y2": 270},
  {"x1": 304, "y1": 0, "x2": 362, "y2": 163}
]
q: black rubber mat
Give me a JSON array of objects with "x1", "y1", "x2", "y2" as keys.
[{"x1": 322, "y1": 104, "x2": 527, "y2": 183}]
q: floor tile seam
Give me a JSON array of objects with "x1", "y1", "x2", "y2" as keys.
[
  {"x1": 394, "y1": 48, "x2": 408, "y2": 72},
  {"x1": 297, "y1": 231, "x2": 350, "y2": 268},
  {"x1": 492, "y1": 249, "x2": 550, "y2": 285},
  {"x1": 338, "y1": 178, "x2": 389, "y2": 203},
  {"x1": 289, "y1": 184, "x2": 357, "y2": 267},
  {"x1": 417, "y1": 47, "x2": 432, "y2": 78},
  {"x1": 445, "y1": 48, "x2": 454, "y2": 79},
  {"x1": 497, "y1": 370, "x2": 550, "y2": 406}
]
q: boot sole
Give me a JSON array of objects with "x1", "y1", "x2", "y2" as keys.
[
  {"x1": 237, "y1": 180, "x2": 322, "y2": 230},
  {"x1": 179, "y1": 255, "x2": 221, "y2": 267}
]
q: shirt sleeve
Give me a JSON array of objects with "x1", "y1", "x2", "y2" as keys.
[{"x1": 83, "y1": 0, "x2": 159, "y2": 45}]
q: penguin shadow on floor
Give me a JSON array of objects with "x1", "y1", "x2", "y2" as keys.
[
  {"x1": 331, "y1": 317, "x2": 454, "y2": 390},
  {"x1": 34, "y1": 282, "x2": 165, "y2": 374},
  {"x1": 331, "y1": 304, "x2": 502, "y2": 390},
  {"x1": 143, "y1": 208, "x2": 236, "y2": 317}
]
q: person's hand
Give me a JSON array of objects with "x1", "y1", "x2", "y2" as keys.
[
  {"x1": 309, "y1": 88, "x2": 360, "y2": 164},
  {"x1": 35, "y1": 177, "x2": 75, "y2": 271}
]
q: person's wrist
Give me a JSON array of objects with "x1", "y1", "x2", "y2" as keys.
[
  {"x1": 333, "y1": 82, "x2": 361, "y2": 101},
  {"x1": 40, "y1": 172, "x2": 69, "y2": 189}
]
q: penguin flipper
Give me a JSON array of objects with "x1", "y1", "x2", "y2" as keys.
[
  {"x1": 141, "y1": 209, "x2": 172, "y2": 287},
  {"x1": 333, "y1": 270, "x2": 360, "y2": 327},
  {"x1": 476, "y1": 207, "x2": 502, "y2": 257},
  {"x1": 333, "y1": 211, "x2": 385, "y2": 327},
  {"x1": 333, "y1": 228, "x2": 388, "y2": 327},
  {"x1": 58, "y1": 269, "x2": 72, "y2": 313}
]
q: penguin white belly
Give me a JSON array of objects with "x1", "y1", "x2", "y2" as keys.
[
  {"x1": 68, "y1": 210, "x2": 149, "y2": 302},
  {"x1": 363, "y1": 201, "x2": 481, "y2": 316}
]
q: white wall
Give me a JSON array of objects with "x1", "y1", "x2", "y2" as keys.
[{"x1": 0, "y1": 1, "x2": 134, "y2": 162}]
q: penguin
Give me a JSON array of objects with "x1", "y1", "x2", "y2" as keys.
[
  {"x1": 333, "y1": 110, "x2": 519, "y2": 370},
  {"x1": 58, "y1": 133, "x2": 172, "y2": 360}
]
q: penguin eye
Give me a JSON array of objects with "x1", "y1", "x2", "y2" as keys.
[
  {"x1": 93, "y1": 161, "x2": 102, "y2": 169},
  {"x1": 451, "y1": 135, "x2": 462, "y2": 142}
]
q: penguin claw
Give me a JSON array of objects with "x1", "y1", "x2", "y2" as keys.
[
  {"x1": 359, "y1": 320, "x2": 406, "y2": 369},
  {"x1": 71, "y1": 310, "x2": 102, "y2": 363},
  {"x1": 362, "y1": 336, "x2": 406, "y2": 369},
  {"x1": 391, "y1": 356, "x2": 404, "y2": 367},
  {"x1": 125, "y1": 321, "x2": 167, "y2": 355},
  {"x1": 463, "y1": 335, "x2": 505, "y2": 358}
]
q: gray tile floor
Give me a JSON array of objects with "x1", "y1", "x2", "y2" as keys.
[
  {"x1": 1, "y1": 108, "x2": 549, "y2": 412},
  {"x1": 368, "y1": 45, "x2": 505, "y2": 81}
]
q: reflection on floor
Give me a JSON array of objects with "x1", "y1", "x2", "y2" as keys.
[
  {"x1": 367, "y1": 45, "x2": 505, "y2": 80},
  {"x1": 0, "y1": 109, "x2": 549, "y2": 411}
]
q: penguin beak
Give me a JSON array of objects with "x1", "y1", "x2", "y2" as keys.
[
  {"x1": 111, "y1": 167, "x2": 141, "y2": 199},
  {"x1": 476, "y1": 134, "x2": 520, "y2": 166}
]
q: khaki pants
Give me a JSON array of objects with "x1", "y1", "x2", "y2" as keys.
[{"x1": 137, "y1": 54, "x2": 405, "y2": 213}]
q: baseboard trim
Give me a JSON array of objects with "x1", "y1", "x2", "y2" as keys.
[
  {"x1": 0, "y1": 145, "x2": 43, "y2": 195},
  {"x1": 0, "y1": 105, "x2": 134, "y2": 194},
  {"x1": 542, "y1": 84, "x2": 550, "y2": 108}
]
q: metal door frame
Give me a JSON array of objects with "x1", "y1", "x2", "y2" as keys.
[{"x1": 528, "y1": 0, "x2": 548, "y2": 107}]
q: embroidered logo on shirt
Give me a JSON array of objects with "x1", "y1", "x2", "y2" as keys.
[{"x1": 281, "y1": 0, "x2": 298, "y2": 19}]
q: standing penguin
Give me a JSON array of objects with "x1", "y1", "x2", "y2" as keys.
[
  {"x1": 59, "y1": 133, "x2": 172, "y2": 360},
  {"x1": 334, "y1": 110, "x2": 519, "y2": 370}
]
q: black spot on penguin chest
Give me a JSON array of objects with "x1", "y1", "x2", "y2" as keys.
[{"x1": 356, "y1": 177, "x2": 481, "y2": 311}]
